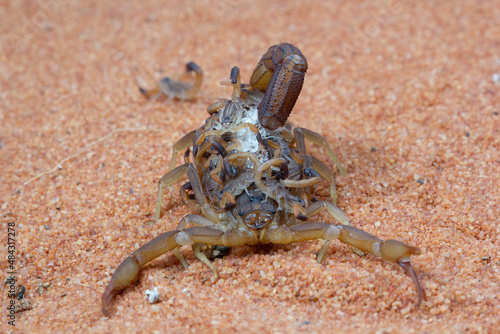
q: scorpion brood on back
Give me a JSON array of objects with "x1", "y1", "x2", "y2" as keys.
[{"x1": 102, "y1": 43, "x2": 423, "y2": 315}]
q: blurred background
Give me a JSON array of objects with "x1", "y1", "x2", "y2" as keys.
[{"x1": 1, "y1": 1, "x2": 498, "y2": 332}]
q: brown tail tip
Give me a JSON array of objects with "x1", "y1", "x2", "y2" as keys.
[{"x1": 398, "y1": 261, "x2": 424, "y2": 307}]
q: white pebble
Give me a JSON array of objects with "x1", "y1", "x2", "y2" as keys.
[
  {"x1": 145, "y1": 287, "x2": 160, "y2": 304},
  {"x1": 493, "y1": 73, "x2": 500, "y2": 83}
]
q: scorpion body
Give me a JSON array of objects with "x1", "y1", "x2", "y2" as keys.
[{"x1": 103, "y1": 43, "x2": 422, "y2": 316}]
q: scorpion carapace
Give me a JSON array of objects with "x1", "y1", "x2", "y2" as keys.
[{"x1": 102, "y1": 43, "x2": 423, "y2": 316}]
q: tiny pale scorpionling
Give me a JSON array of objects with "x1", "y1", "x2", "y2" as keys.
[{"x1": 102, "y1": 43, "x2": 423, "y2": 315}]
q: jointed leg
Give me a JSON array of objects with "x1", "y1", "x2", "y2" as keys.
[
  {"x1": 155, "y1": 163, "x2": 189, "y2": 221},
  {"x1": 155, "y1": 163, "x2": 205, "y2": 221},
  {"x1": 173, "y1": 214, "x2": 217, "y2": 269},
  {"x1": 193, "y1": 243, "x2": 219, "y2": 278},
  {"x1": 169, "y1": 130, "x2": 197, "y2": 171},
  {"x1": 102, "y1": 225, "x2": 257, "y2": 315},
  {"x1": 280, "y1": 176, "x2": 320, "y2": 188},
  {"x1": 297, "y1": 127, "x2": 346, "y2": 176},
  {"x1": 303, "y1": 200, "x2": 351, "y2": 226},
  {"x1": 264, "y1": 222, "x2": 422, "y2": 305},
  {"x1": 310, "y1": 156, "x2": 339, "y2": 205},
  {"x1": 295, "y1": 128, "x2": 341, "y2": 204},
  {"x1": 302, "y1": 200, "x2": 364, "y2": 257}
]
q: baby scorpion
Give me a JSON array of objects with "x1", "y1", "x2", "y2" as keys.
[{"x1": 102, "y1": 43, "x2": 423, "y2": 316}]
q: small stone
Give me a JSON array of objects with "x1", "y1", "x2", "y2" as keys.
[
  {"x1": 15, "y1": 299, "x2": 32, "y2": 312},
  {"x1": 145, "y1": 287, "x2": 161, "y2": 303}
]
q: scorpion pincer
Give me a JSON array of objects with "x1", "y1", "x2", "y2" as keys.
[{"x1": 102, "y1": 43, "x2": 423, "y2": 316}]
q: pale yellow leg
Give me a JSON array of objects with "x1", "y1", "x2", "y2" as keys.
[
  {"x1": 193, "y1": 243, "x2": 219, "y2": 279},
  {"x1": 310, "y1": 156, "x2": 338, "y2": 205},
  {"x1": 155, "y1": 163, "x2": 189, "y2": 221},
  {"x1": 263, "y1": 222, "x2": 422, "y2": 306},
  {"x1": 155, "y1": 163, "x2": 205, "y2": 222},
  {"x1": 297, "y1": 127, "x2": 346, "y2": 176},
  {"x1": 169, "y1": 130, "x2": 196, "y2": 171},
  {"x1": 304, "y1": 200, "x2": 351, "y2": 225},
  {"x1": 102, "y1": 225, "x2": 257, "y2": 316}
]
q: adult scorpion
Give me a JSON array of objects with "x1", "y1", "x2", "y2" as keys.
[{"x1": 102, "y1": 43, "x2": 423, "y2": 315}]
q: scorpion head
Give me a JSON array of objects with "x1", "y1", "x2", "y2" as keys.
[{"x1": 236, "y1": 188, "x2": 278, "y2": 229}]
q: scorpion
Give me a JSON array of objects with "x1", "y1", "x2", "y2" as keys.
[{"x1": 102, "y1": 43, "x2": 423, "y2": 316}]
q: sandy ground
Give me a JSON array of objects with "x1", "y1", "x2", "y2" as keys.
[{"x1": 1, "y1": 0, "x2": 499, "y2": 333}]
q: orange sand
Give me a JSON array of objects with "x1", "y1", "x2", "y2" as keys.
[{"x1": 1, "y1": 0, "x2": 499, "y2": 333}]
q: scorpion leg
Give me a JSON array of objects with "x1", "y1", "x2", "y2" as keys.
[
  {"x1": 303, "y1": 200, "x2": 367, "y2": 258},
  {"x1": 155, "y1": 163, "x2": 205, "y2": 222},
  {"x1": 192, "y1": 243, "x2": 219, "y2": 279},
  {"x1": 102, "y1": 226, "x2": 257, "y2": 315},
  {"x1": 297, "y1": 127, "x2": 346, "y2": 176},
  {"x1": 280, "y1": 177, "x2": 321, "y2": 188},
  {"x1": 309, "y1": 155, "x2": 339, "y2": 205},
  {"x1": 179, "y1": 182, "x2": 199, "y2": 210},
  {"x1": 293, "y1": 125, "x2": 308, "y2": 159},
  {"x1": 265, "y1": 222, "x2": 423, "y2": 306},
  {"x1": 219, "y1": 191, "x2": 236, "y2": 209},
  {"x1": 169, "y1": 130, "x2": 196, "y2": 171},
  {"x1": 304, "y1": 200, "x2": 350, "y2": 225},
  {"x1": 186, "y1": 163, "x2": 206, "y2": 207},
  {"x1": 175, "y1": 214, "x2": 216, "y2": 230},
  {"x1": 295, "y1": 128, "x2": 341, "y2": 204},
  {"x1": 207, "y1": 99, "x2": 226, "y2": 115},
  {"x1": 155, "y1": 163, "x2": 189, "y2": 221},
  {"x1": 173, "y1": 214, "x2": 217, "y2": 269}
]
